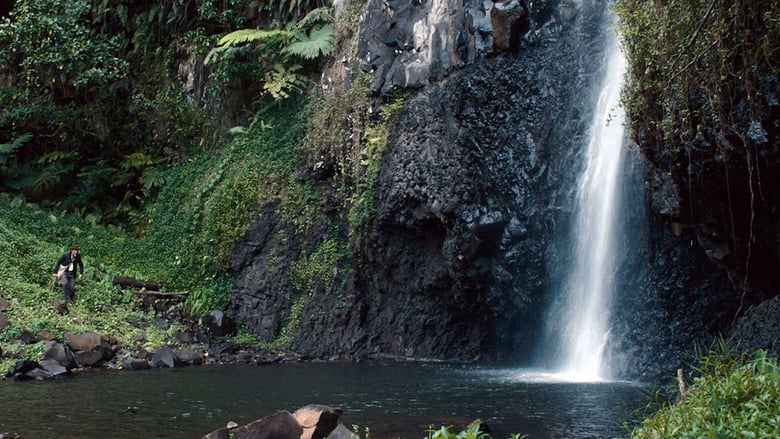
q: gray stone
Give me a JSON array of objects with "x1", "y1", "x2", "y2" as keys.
[
  {"x1": 40, "y1": 359, "x2": 68, "y2": 376},
  {"x1": 43, "y1": 340, "x2": 77, "y2": 370},
  {"x1": 151, "y1": 345, "x2": 182, "y2": 368}
]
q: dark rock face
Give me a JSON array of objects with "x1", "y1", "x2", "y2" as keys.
[
  {"x1": 730, "y1": 295, "x2": 780, "y2": 357},
  {"x1": 232, "y1": 0, "x2": 613, "y2": 363},
  {"x1": 604, "y1": 152, "x2": 738, "y2": 381},
  {"x1": 230, "y1": 0, "x2": 765, "y2": 381}
]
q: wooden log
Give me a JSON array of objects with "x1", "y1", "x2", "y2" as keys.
[
  {"x1": 113, "y1": 276, "x2": 161, "y2": 291},
  {"x1": 132, "y1": 290, "x2": 189, "y2": 297}
]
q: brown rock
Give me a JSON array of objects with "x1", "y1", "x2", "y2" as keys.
[
  {"x1": 293, "y1": 405, "x2": 343, "y2": 439},
  {"x1": 230, "y1": 411, "x2": 302, "y2": 439},
  {"x1": 65, "y1": 332, "x2": 106, "y2": 352}
]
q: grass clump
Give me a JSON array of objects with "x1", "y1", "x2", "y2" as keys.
[{"x1": 630, "y1": 346, "x2": 780, "y2": 438}]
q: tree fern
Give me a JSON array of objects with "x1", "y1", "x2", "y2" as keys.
[
  {"x1": 216, "y1": 28, "x2": 290, "y2": 48},
  {"x1": 284, "y1": 24, "x2": 335, "y2": 60}
]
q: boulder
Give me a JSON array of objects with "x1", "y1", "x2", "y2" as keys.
[
  {"x1": 151, "y1": 345, "x2": 183, "y2": 368},
  {"x1": 40, "y1": 359, "x2": 68, "y2": 376},
  {"x1": 325, "y1": 424, "x2": 359, "y2": 439},
  {"x1": 202, "y1": 310, "x2": 237, "y2": 337},
  {"x1": 6, "y1": 360, "x2": 42, "y2": 380},
  {"x1": 74, "y1": 350, "x2": 106, "y2": 368},
  {"x1": 176, "y1": 349, "x2": 204, "y2": 366},
  {"x1": 19, "y1": 329, "x2": 38, "y2": 344},
  {"x1": 50, "y1": 299, "x2": 69, "y2": 315},
  {"x1": 6, "y1": 359, "x2": 39, "y2": 375},
  {"x1": 0, "y1": 296, "x2": 9, "y2": 311},
  {"x1": 65, "y1": 332, "x2": 107, "y2": 352},
  {"x1": 65, "y1": 332, "x2": 117, "y2": 367},
  {"x1": 227, "y1": 411, "x2": 301, "y2": 439},
  {"x1": 43, "y1": 340, "x2": 78, "y2": 370},
  {"x1": 122, "y1": 358, "x2": 152, "y2": 370},
  {"x1": 293, "y1": 405, "x2": 342, "y2": 439},
  {"x1": 0, "y1": 312, "x2": 8, "y2": 330},
  {"x1": 730, "y1": 295, "x2": 780, "y2": 356},
  {"x1": 202, "y1": 405, "x2": 342, "y2": 439}
]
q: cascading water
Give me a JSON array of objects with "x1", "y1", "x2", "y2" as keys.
[{"x1": 547, "y1": 18, "x2": 628, "y2": 381}]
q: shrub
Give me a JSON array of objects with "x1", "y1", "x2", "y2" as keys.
[{"x1": 630, "y1": 347, "x2": 780, "y2": 438}]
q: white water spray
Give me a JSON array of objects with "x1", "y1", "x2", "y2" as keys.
[{"x1": 553, "y1": 22, "x2": 627, "y2": 381}]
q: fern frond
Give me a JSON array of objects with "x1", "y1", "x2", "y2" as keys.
[
  {"x1": 37, "y1": 150, "x2": 77, "y2": 164},
  {"x1": 0, "y1": 133, "x2": 33, "y2": 155},
  {"x1": 296, "y1": 7, "x2": 334, "y2": 30},
  {"x1": 217, "y1": 29, "x2": 290, "y2": 48},
  {"x1": 121, "y1": 152, "x2": 156, "y2": 169},
  {"x1": 262, "y1": 64, "x2": 306, "y2": 100},
  {"x1": 283, "y1": 24, "x2": 335, "y2": 60},
  {"x1": 35, "y1": 162, "x2": 74, "y2": 192},
  {"x1": 140, "y1": 166, "x2": 168, "y2": 192}
]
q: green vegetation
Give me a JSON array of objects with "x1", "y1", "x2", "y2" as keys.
[
  {"x1": 426, "y1": 421, "x2": 526, "y2": 439},
  {"x1": 0, "y1": 195, "x2": 175, "y2": 372},
  {"x1": 615, "y1": 0, "x2": 779, "y2": 145},
  {"x1": 348, "y1": 421, "x2": 525, "y2": 439},
  {"x1": 629, "y1": 345, "x2": 780, "y2": 438},
  {"x1": 0, "y1": 0, "x2": 392, "y2": 363}
]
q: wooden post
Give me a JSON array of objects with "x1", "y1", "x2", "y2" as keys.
[{"x1": 677, "y1": 368, "x2": 687, "y2": 403}]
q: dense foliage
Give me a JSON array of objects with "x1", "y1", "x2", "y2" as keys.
[
  {"x1": 614, "y1": 0, "x2": 780, "y2": 291},
  {"x1": 630, "y1": 346, "x2": 780, "y2": 438},
  {"x1": 0, "y1": 0, "x2": 398, "y2": 357},
  {"x1": 0, "y1": 0, "x2": 333, "y2": 224},
  {"x1": 615, "y1": 0, "x2": 779, "y2": 152}
]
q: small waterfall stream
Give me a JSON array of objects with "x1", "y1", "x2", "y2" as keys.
[{"x1": 548, "y1": 19, "x2": 628, "y2": 381}]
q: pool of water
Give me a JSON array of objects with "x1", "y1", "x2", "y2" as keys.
[{"x1": 0, "y1": 362, "x2": 650, "y2": 438}]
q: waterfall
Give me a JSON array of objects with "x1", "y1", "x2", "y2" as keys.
[{"x1": 549, "y1": 19, "x2": 627, "y2": 381}]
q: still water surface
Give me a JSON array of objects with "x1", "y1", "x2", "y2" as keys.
[{"x1": 0, "y1": 363, "x2": 649, "y2": 438}]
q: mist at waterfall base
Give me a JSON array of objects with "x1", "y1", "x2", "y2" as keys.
[
  {"x1": 0, "y1": 363, "x2": 648, "y2": 438},
  {"x1": 536, "y1": 21, "x2": 630, "y2": 382}
]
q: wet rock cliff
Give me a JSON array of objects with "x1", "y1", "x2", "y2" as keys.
[{"x1": 230, "y1": 0, "x2": 772, "y2": 381}]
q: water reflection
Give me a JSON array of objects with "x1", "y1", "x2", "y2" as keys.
[{"x1": 0, "y1": 363, "x2": 648, "y2": 438}]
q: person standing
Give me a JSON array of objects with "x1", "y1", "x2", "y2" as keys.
[{"x1": 53, "y1": 245, "x2": 84, "y2": 302}]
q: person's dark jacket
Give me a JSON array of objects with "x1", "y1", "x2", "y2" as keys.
[{"x1": 55, "y1": 252, "x2": 84, "y2": 277}]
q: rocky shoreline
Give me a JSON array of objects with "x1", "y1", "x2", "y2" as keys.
[
  {"x1": 0, "y1": 293, "x2": 300, "y2": 381},
  {"x1": 1, "y1": 294, "x2": 445, "y2": 382}
]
